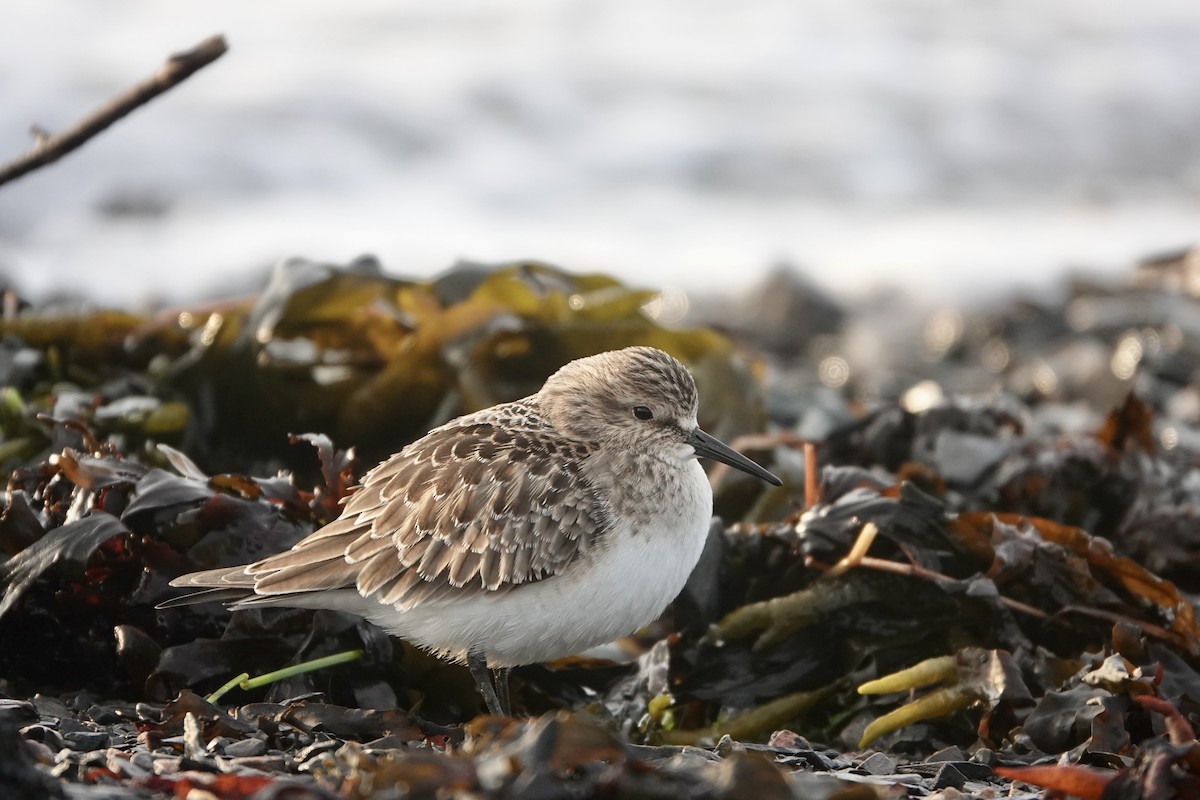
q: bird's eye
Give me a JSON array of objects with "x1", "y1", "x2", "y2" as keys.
[{"x1": 633, "y1": 406, "x2": 654, "y2": 420}]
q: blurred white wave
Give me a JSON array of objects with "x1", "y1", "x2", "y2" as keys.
[{"x1": 1, "y1": 0, "x2": 1197, "y2": 305}]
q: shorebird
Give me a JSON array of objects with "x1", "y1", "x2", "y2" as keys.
[{"x1": 162, "y1": 346, "x2": 781, "y2": 714}]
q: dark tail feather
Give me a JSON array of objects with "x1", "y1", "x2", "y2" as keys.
[{"x1": 155, "y1": 587, "x2": 253, "y2": 609}]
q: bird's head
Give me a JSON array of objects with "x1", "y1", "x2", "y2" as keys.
[{"x1": 538, "y1": 346, "x2": 781, "y2": 485}]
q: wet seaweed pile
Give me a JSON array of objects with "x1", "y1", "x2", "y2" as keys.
[{"x1": 2, "y1": 255, "x2": 1199, "y2": 798}]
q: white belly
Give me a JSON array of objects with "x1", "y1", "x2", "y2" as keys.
[{"x1": 360, "y1": 459, "x2": 714, "y2": 667}]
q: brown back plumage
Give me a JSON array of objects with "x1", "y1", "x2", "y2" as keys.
[{"x1": 169, "y1": 396, "x2": 610, "y2": 610}]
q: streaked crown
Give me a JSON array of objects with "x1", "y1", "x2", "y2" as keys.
[{"x1": 538, "y1": 347, "x2": 699, "y2": 447}]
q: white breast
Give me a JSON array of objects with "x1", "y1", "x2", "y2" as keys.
[{"x1": 361, "y1": 458, "x2": 714, "y2": 667}]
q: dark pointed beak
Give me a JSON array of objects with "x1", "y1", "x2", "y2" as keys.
[{"x1": 687, "y1": 428, "x2": 782, "y2": 486}]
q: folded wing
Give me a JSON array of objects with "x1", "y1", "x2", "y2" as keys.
[{"x1": 165, "y1": 405, "x2": 608, "y2": 611}]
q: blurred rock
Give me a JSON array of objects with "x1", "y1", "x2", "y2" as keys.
[
  {"x1": 694, "y1": 264, "x2": 844, "y2": 359},
  {"x1": 1134, "y1": 243, "x2": 1200, "y2": 297}
]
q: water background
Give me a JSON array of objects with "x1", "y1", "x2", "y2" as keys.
[{"x1": 2, "y1": 0, "x2": 1198, "y2": 307}]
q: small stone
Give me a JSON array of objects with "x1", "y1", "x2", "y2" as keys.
[
  {"x1": 30, "y1": 695, "x2": 71, "y2": 720},
  {"x1": 153, "y1": 756, "x2": 183, "y2": 775},
  {"x1": 713, "y1": 734, "x2": 745, "y2": 757},
  {"x1": 106, "y1": 750, "x2": 149, "y2": 780},
  {"x1": 971, "y1": 747, "x2": 999, "y2": 767},
  {"x1": 859, "y1": 751, "x2": 898, "y2": 775},
  {"x1": 293, "y1": 737, "x2": 340, "y2": 763},
  {"x1": 933, "y1": 763, "x2": 968, "y2": 790},
  {"x1": 223, "y1": 737, "x2": 268, "y2": 758},
  {"x1": 21, "y1": 738, "x2": 57, "y2": 766},
  {"x1": 928, "y1": 788, "x2": 966, "y2": 800},
  {"x1": 766, "y1": 730, "x2": 811, "y2": 751},
  {"x1": 135, "y1": 702, "x2": 163, "y2": 723},
  {"x1": 62, "y1": 731, "x2": 110, "y2": 751},
  {"x1": 927, "y1": 745, "x2": 966, "y2": 762},
  {"x1": 130, "y1": 751, "x2": 155, "y2": 772},
  {"x1": 20, "y1": 724, "x2": 65, "y2": 751}
]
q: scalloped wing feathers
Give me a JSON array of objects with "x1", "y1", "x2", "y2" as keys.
[{"x1": 212, "y1": 400, "x2": 609, "y2": 610}]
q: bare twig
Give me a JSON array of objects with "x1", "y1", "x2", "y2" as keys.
[
  {"x1": 851, "y1": 555, "x2": 1052, "y2": 621},
  {"x1": 0, "y1": 34, "x2": 227, "y2": 188},
  {"x1": 1058, "y1": 604, "x2": 1178, "y2": 646},
  {"x1": 803, "y1": 440, "x2": 819, "y2": 509},
  {"x1": 824, "y1": 521, "x2": 879, "y2": 578}
]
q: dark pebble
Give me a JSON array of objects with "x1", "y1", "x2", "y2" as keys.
[
  {"x1": 0, "y1": 699, "x2": 39, "y2": 721},
  {"x1": 20, "y1": 724, "x2": 65, "y2": 751},
  {"x1": 62, "y1": 731, "x2": 110, "y2": 751},
  {"x1": 223, "y1": 737, "x2": 269, "y2": 757},
  {"x1": 933, "y1": 762, "x2": 968, "y2": 790}
]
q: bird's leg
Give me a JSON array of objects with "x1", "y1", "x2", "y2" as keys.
[
  {"x1": 492, "y1": 667, "x2": 512, "y2": 715},
  {"x1": 467, "y1": 652, "x2": 505, "y2": 715}
]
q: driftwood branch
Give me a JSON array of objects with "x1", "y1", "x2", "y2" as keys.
[{"x1": 0, "y1": 34, "x2": 227, "y2": 188}]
